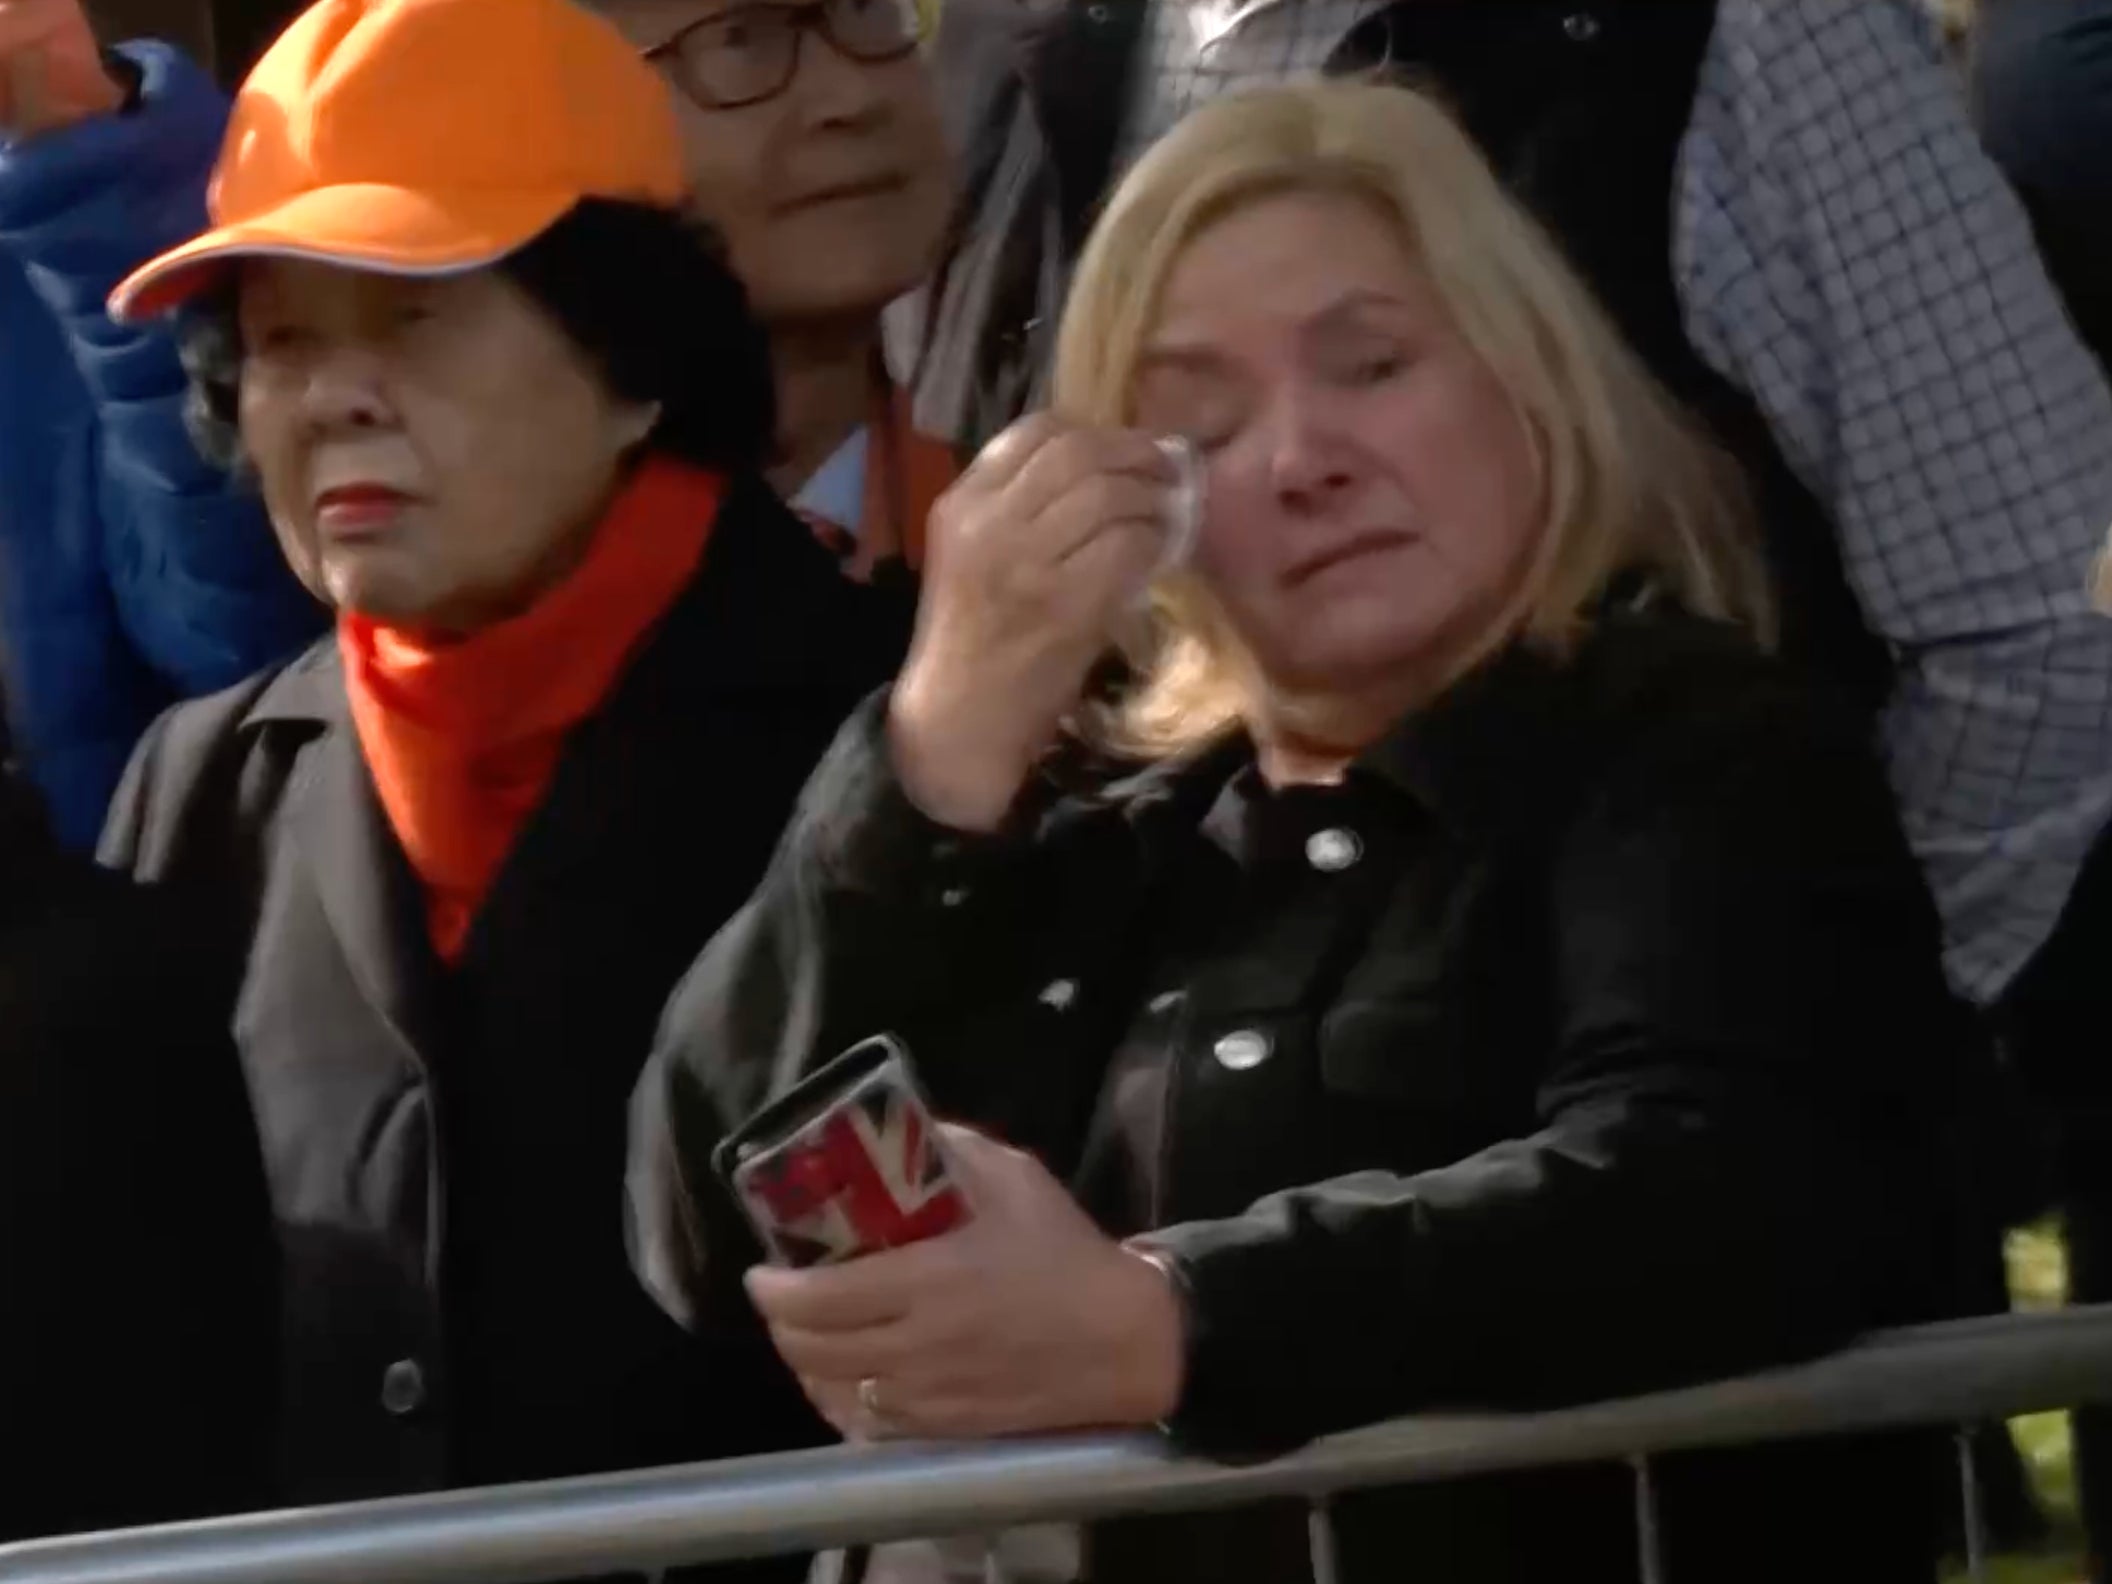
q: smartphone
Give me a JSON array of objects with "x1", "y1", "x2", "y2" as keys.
[{"x1": 714, "y1": 1035, "x2": 973, "y2": 1269}]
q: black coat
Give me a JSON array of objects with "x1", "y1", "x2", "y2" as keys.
[
  {"x1": 0, "y1": 772, "x2": 276, "y2": 1541},
  {"x1": 99, "y1": 474, "x2": 911, "y2": 1538},
  {"x1": 635, "y1": 607, "x2": 1973, "y2": 1584}
]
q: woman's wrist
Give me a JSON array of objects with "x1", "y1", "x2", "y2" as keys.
[
  {"x1": 885, "y1": 681, "x2": 1033, "y2": 835},
  {"x1": 1104, "y1": 1243, "x2": 1188, "y2": 1428}
]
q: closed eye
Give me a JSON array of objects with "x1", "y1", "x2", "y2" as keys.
[{"x1": 246, "y1": 323, "x2": 313, "y2": 357}]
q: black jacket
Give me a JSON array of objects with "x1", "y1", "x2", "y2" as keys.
[
  {"x1": 635, "y1": 607, "x2": 1971, "y2": 1584},
  {"x1": 1973, "y1": 0, "x2": 2112, "y2": 371},
  {"x1": 98, "y1": 474, "x2": 912, "y2": 1535},
  {"x1": 0, "y1": 772, "x2": 276, "y2": 1541}
]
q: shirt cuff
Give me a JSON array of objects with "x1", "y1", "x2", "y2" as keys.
[
  {"x1": 1127, "y1": 1218, "x2": 1356, "y2": 1458},
  {"x1": 1132, "y1": 1224, "x2": 1292, "y2": 1461}
]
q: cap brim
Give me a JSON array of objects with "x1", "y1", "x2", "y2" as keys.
[{"x1": 108, "y1": 182, "x2": 581, "y2": 322}]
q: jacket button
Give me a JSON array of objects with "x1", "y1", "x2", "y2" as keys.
[
  {"x1": 1305, "y1": 828, "x2": 1362, "y2": 873},
  {"x1": 1563, "y1": 11, "x2": 1602, "y2": 41},
  {"x1": 381, "y1": 1358, "x2": 427, "y2": 1417},
  {"x1": 1213, "y1": 1029, "x2": 1272, "y2": 1071}
]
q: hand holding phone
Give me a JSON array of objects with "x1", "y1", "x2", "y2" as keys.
[
  {"x1": 740, "y1": 1118, "x2": 1187, "y2": 1440},
  {"x1": 717, "y1": 1035, "x2": 971, "y2": 1269}
]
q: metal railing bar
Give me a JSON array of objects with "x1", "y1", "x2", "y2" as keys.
[
  {"x1": 1307, "y1": 1497, "x2": 1340, "y2": 1584},
  {"x1": 1954, "y1": 1427, "x2": 1990, "y2": 1584},
  {"x1": 6, "y1": 1307, "x2": 2112, "y2": 1584},
  {"x1": 1630, "y1": 1455, "x2": 1664, "y2": 1584}
]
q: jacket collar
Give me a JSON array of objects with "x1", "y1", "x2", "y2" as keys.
[
  {"x1": 1102, "y1": 626, "x2": 1611, "y2": 861},
  {"x1": 1352, "y1": 637, "x2": 1575, "y2": 842},
  {"x1": 244, "y1": 639, "x2": 348, "y2": 731},
  {"x1": 230, "y1": 470, "x2": 911, "y2": 1063}
]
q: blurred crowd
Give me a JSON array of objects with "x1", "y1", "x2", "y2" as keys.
[{"x1": 2, "y1": 1, "x2": 2111, "y2": 1582}]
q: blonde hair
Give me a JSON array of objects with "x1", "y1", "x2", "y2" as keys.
[{"x1": 1051, "y1": 81, "x2": 1775, "y2": 755}]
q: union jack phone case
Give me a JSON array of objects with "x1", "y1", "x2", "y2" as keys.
[{"x1": 715, "y1": 1035, "x2": 973, "y2": 1269}]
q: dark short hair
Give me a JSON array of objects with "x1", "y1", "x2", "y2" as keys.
[{"x1": 177, "y1": 198, "x2": 777, "y2": 477}]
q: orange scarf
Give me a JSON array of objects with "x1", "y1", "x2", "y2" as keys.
[{"x1": 340, "y1": 457, "x2": 723, "y2": 962}]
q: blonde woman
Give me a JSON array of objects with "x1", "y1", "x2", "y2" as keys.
[{"x1": 634, "y1": 83, "x2": 1964, "y2": 1584}]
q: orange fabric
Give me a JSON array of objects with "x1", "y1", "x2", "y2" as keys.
[
  {"x1": 340, "y1": 458, "x2": 722, "y2": 962},
  {"x1": 841, "y1": 384, "x2": 958, "y2": 580},
  {"x1": 111, "y1": 0, "x2": 687, "y2": 321}
]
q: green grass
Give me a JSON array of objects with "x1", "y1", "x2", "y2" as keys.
[
  {"x1": 1979, "y1": 1558, "x2": 2086, "y2": 1584},
  {"x1": 1939, "y1": 1225, "x2": 2087, "y2": 1584}
]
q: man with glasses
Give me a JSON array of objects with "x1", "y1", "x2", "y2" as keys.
[{"x1": 608, "y1": 0, "x2": 960, "y2": 579}]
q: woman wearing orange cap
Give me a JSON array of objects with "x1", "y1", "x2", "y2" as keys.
[
  {"x1": 97, "y1": 0, "x2": 899, "y2": 1530},
  {"x1": 0, "y1": 0, "x2": 959, "y2": 858}
]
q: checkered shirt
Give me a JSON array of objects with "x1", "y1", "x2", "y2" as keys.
[
  {"x1": 1678, "y1": 0, "x2": 2112, "y2": 1001},
  {"x1": 1106, "y1": 0, "x2": 2112, "y2": 1003}
]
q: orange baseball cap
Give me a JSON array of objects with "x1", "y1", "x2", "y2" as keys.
[{"x1": 109, "y1": 0, "x2": 688, "y2": 322}]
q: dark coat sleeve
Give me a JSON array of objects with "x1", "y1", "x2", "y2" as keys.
[{"x1": 629, "y1": 690, "x2": 1049, "y2": 1331}]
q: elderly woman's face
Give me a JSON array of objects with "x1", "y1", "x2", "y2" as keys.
[
  {"x1": 601, "y1": 0, "x2": 952, "y2": 325},
  {"x1": 236, "y1": 260, "x2": 656, "y2": 633},
  {"x1": 1131, "y1": 191, "x2": 1544, "y2": 702}
]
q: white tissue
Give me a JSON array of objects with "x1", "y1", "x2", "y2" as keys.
[{"x1": 1154, "y1": 435, "x2": 1203, "y2": 571}]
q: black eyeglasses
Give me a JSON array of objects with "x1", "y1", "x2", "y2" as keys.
[{"x1": 646, "y1": 0, "x2": 924, "y2": 111}]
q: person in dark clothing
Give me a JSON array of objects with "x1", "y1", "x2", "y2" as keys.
[
  {"x1": 1967, "y1": 11, "x2": 2112, "y2": 1573},
  {"x1": 96, "y1": 0, "x2": 908, "y2": 1553},
  {"x1": 0, "y1": 763, "x2": 276, "y2": 1542},
  {"x1": 1974, "y1": 0, "x2": 2112, "y2": 368},
  {"x1": 634, "y1": 84, "x2": 1971, "y2": 1584}
]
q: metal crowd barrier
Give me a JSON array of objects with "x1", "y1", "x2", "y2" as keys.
[{"x1": 6, "y1": 1307, "x2": 2112, "y2": 1584}]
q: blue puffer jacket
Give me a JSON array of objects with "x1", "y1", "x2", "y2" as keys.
[{"x1": 0, "y1": 42, "x2": 322, "y2": 849}]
